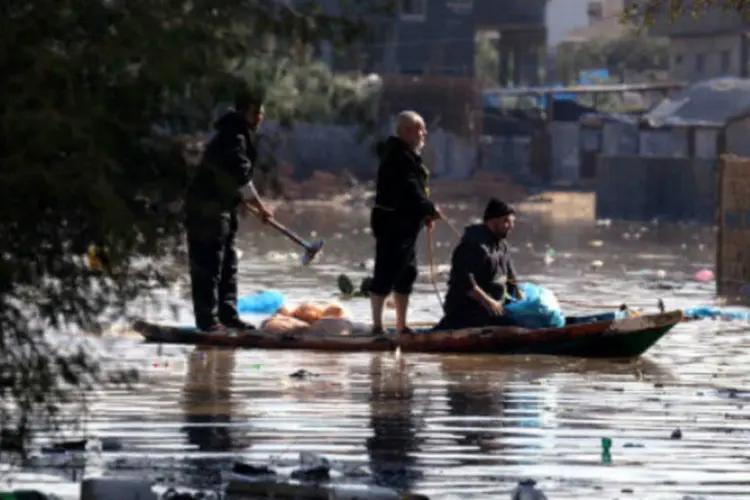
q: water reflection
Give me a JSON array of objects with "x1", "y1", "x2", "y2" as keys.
[
  {"x1": 99, "y1": 204, "x2": 750, "y2": 498},
  {"x1": 180, "y1": 347, "x2": 239, "y2": 487},
  {"x1": 441, "y1": 357, "x2": 509, "y2": 464},
  {"x1": 366, "y1": 353, "x2": 423, "y2": 491}
]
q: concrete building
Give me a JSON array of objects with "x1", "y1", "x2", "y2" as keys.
[
  {"x1": 317, "y1": 0, "x2": 548, "y2": 85},
  {"x1": 559, "y1": 0, "x2": 626, "y2": 45},
  {"x1": 632, "y1": 0, "x2": 750, "y2": 81}
]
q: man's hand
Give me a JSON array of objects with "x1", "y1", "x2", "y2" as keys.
[
  {"x1": 243, "y1": 199, "x2": 273, "y2": 224},
  {"x1": 425, "y1": 206, "x2": 442, "y2": 230},
  {"x1": 468, "y1": 273, "x2": 504, "y2": 317},
  {"x1": 484, "y1": 298, "x2": 504, "y2": 317}
]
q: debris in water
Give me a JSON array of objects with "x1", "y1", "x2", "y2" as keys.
[
  {"x1": 290, "y1": 369, "x2": 318, "y2": 380},
  {"x1": 590, "y1": 260, "x2": 603, "y2": 270},
  {"x1": 542, "y1": 248, "x2": 555, "y2": 266},
  {"x1": 290, "y1": 465, "x2": 330, "y2": 481},
  {"x1": 511, "y1": 478, "x2": 547, "y2": 500},
  {"x1": 589, "y1": 240, "x2": 603, "y2": 247},
  {"x1": 601, "y1": 437, "x2": 612, "y2": 465},
  {"x1": 670, "y1": 428, "x2": 682, "y2": 440},
  {"x1": 231, "y1": 462, "x2": 277, "y2": 477},
  {"x1": 694, "y1": 269, "x2": 714, "y2": 282}
]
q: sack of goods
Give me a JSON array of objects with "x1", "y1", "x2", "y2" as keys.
[{"x1": 504, "y1": 282, "x2": 566, "y2": 329}]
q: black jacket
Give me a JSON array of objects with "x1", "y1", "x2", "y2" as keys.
[
  {"x1": 186, "y1": 111, "x2": 257, "y2": 214},
  {"x1": 373, "y1": 136, "x2": 437, "y2": 228},
  {"x1": 442, "y1": 224, "x2": 519, "y2": 319}
]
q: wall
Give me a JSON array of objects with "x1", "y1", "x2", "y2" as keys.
[
  {"x1": 595, "y1": 156, "x2": 716, "y2": 222},
  {"x1": 668, "y1": 33, "x2": 743, "y2": 82},
  {"x1": 716, "y1": 154, "x2": 750, "y2": 303},
  {"x1": 260, "y1": 120, "x2": 643, "y2": 184},
  {"x1": 725, "y1": 114, "x2": 750, "y2": 156},
  {"x1": 549, "y1": 122, "x2": 581, "y2": 182},
  {"x1": 259, "y1": 122, "x2": 479, "y2": 180}
]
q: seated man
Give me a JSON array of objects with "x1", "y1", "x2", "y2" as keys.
[{"x1": 433, "y1": 198, "x2": 522, "y2": 331}]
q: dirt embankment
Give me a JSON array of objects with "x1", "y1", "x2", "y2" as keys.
[
  {"x1": 272, "y1": 169, "x2": 594, "y2": 220},
  {"x1": 274, "y1": 170, "x2": 529, "y2": 207}
]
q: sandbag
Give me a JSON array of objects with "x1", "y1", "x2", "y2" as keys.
[
  {"x1": 261, "y1": 314, "x2": 310, "y2": 334},
  {"x1": 504, "y1": 283, "x2": 565, "y2": 329},
  {"x1": 260, "y1": 301, "x2": 351, "y2": 334}
]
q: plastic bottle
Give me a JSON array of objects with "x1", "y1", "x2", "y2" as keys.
[{"x1": 601, "y1": 437, "x2": 612, "y2": 465}]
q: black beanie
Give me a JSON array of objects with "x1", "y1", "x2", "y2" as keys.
[{"x1": 483, "y1": 198, "x2": 515, "y2": 221}]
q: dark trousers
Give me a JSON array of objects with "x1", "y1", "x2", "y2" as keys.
[
  {"x1": 370, "y1": 208, "x2": 420, "y2": 296},
  {"x1": 186, "y1": 210, "x2": 240, "y2": 330}
]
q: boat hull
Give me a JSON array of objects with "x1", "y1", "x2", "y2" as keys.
[{"x1": 131, "y1": 310, "x2": 683, "y2": 359}]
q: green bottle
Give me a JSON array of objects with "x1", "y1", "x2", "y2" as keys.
[{"x1": 601, "y1": 437, "x2": 612, "y2": 465}]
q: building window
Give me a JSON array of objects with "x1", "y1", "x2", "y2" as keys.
[
  {"x1": 400, "y1": 0, "x2": 427, "y2": 21},
  {"x1": 695, "y1": 53, "x2": 704, "y2": 74},
  {"x1": 721, "y1": 50, "x2": 731, "y2": 73}
]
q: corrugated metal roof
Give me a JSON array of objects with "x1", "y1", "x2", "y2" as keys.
[{"x1": 644, "y1": 77, "x2": 750, "y2": 126}]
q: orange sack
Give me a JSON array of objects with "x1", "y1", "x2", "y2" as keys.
[
  {"x1": 260, "y1": 314, "x2": 310, "y2": 334},
  {"x1": 261, "y1": 301, "x2": 351, "y2": 333}
]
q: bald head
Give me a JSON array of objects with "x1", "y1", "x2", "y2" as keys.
[{"x1": 395, "y1": 110, "x2": 427, "y2": 153}]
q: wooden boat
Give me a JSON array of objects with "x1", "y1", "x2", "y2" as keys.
[{"x1": 131, "y1": 309, "x2": 683, "y2": 359}]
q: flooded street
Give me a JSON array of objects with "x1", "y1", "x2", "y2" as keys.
[{"x1": 63, "y1": 203, "x2": 750, "y2": 498}]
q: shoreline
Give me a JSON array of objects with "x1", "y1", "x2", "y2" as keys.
[{"x1": 269, "y1": 185, "x2": 596, "y2": 221}]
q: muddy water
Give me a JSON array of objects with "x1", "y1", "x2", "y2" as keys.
[{"x1": 70, "y1": 204, "x2": 750, "y2": 498}]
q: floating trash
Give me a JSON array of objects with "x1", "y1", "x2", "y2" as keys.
[
  {"x1": 511, "y1": 479, "x2": 547, "y2": 500},
  {"x1": 683, "y1": 306, "x2": 750, "y2": 321},
  {"x1": 694, "y1": 268, "x2": 714, "y2": 282},
  {"x1": 601, "y1": 437, "x2": 612, "y2": 465}
]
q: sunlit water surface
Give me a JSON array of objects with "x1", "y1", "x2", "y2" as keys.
[{"x1": 32, "y1": 204, "x2": 750, "y2": 499}]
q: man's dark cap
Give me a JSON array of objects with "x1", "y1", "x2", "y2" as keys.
[{"x1": 483, "y1": 198, "x2": 516, "y2": 221}]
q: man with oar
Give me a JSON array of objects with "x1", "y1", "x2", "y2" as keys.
[
  {"x1": 432, "y1": 198, "x2": 522, "y2": 331},
  {"x1": 370, "y1": 110, "x2": 442, "y2": 336},
  {"x1": 184, "y1": 89, "x2": 273, "y2": 332}
]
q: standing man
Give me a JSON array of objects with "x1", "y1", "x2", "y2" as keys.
[
  {"x1": 370, "y1": 110, "x2": 441, "y2": 335},
  {"x1": 432, "y1": 198, "x2": 521, "y2": 331},
  {"x1": 184, "y1": 90, "x2": 273, "y2": 332}
]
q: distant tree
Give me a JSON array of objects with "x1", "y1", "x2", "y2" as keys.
[
  {"x1": 0, "y1": 0, "x2": 390, "y2": 457},
  {"x1": 474, "y1": 31, "x2": 500, "y2": 87},
  {"x1": 623, "y1": 0, "x2": 750, "y2": 25},
  {"x1": 556, "y1": 32, "x2": 669, "y2": 83}
]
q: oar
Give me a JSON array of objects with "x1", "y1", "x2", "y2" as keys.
[{"x1": 246, "y1": 204, "x2": 324, "y2": 266}]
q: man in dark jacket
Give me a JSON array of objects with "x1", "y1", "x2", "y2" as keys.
[
  {"x1": 370, "y1": 110, "x2": 441, "y2": 335},
  {"x1": 432, "y1": 198, "x2": 520, "y2": 331},
  {"x1": 184, "y1": 91, "x2": 273, "y2": 332}
]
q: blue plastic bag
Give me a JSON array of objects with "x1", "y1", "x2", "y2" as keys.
[
  {"x1": 504, "y1": 282, "x2": 566, "y2": 329},
  {"x1": 684, "y1": 306, "x2": 750, "y2": 321},
  {"x1": 237, "y1": 290, "x2": 286, "y2": 315}
]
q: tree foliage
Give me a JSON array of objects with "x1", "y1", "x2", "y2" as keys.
[
  {"x1": 556, "y1": 33, "x2": 670, "y2": 83},
  {"x1": 0, "y1": 0, "x2": 387, "y2": 456},
  {"x1": 623, "y1": 0, "x2": 750, "y2": 25}
]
